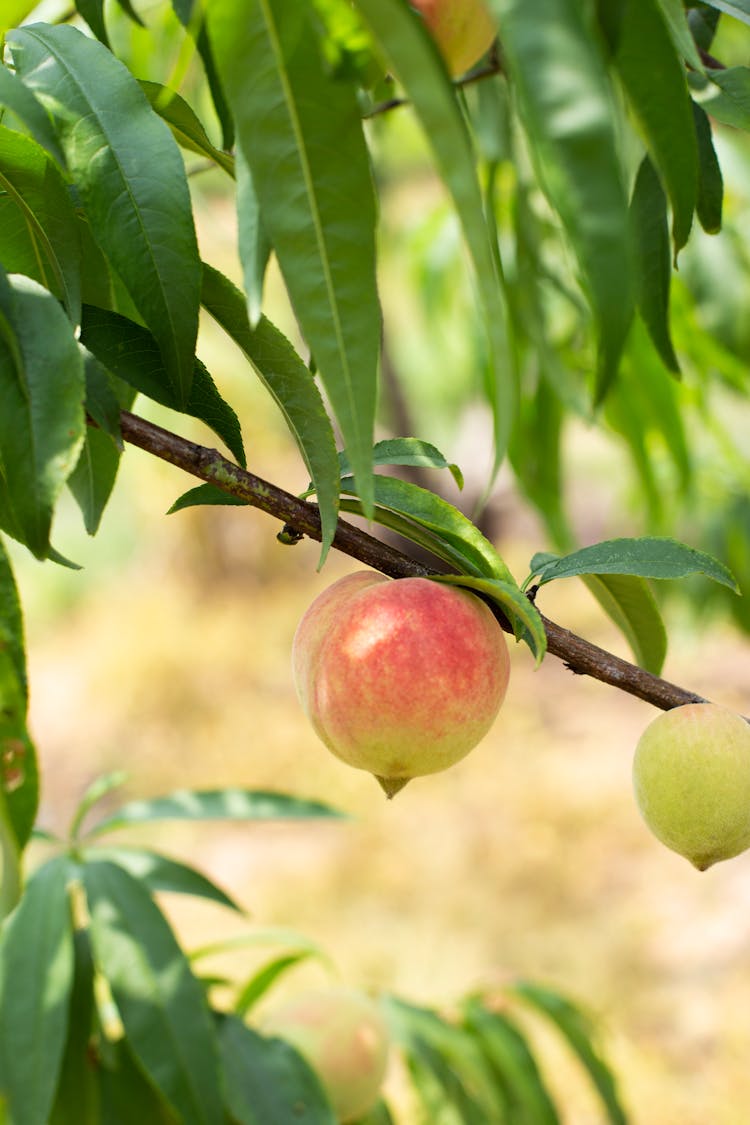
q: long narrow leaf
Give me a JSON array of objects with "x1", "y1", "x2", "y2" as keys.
[
  {"x1": 85, "y1": 788, "x2": 347, "y2": 839},
  {"x1": 80, "y1": 306, "x2": 245, "y2": 468},
  {"x1": 88, "y1": 847, "x2": 244, "y2": 914},
  {"x1": 528, "y1": 537, "x2": 738, "y2": 590},
  {"x1": 0, "y1": 67, "x2": 66, "y2": 166},
  {"x1": 83, "y1": 860, "x2": 224, "y2": 1125},
  {"x1": 340, "y1": 475, "x2": 515, "y2": 582},
  {"x1": 10, "y1": 24, "x2": 201, "y2": 407},
  {"x1": 49, "y1": 930, "x2": 99, "y2": 1125},
  {"x1": 692, "y1": 100, "x2": 723, "y2": 234},
  {"x1": 0, "y1": 857, "x2": 75, "y2": 1125},
  {"x1": 219, "y1": 1015, "x2": 336, "y2": 1125},
  {"x1": 200, "y1": 264, "x2": 339, "y2": 562},
  {"x1": 138, "y1": 81, "x2": 234, "y2": 176},
  {"x1": 491, "y1": 0, "x2": 634, "y2": 399},
  {"x1": 463, "y1": 998, "x2": 560, "y2": 1125},
  {"x1": 630, "y1": 156, "x2": 679, "y2": 373},
  {"x1": 354, "y1": 0, "x2": 515, "y2": 472},
  {"x1": 208, "y1": 0, "x2": 380, "y2": 515},
  {"x1": 511, "y1": 982, "x2": 628, "y2": 1125},
  {"x1": 0, "y1": 273, "x2": 84, "y2": 558},
  {"x1": 582, "y1": 574, "x2": 668, "y2": 675},
  {"x1": 606, "y1": 0, "x2": 698, "y2": 254}
]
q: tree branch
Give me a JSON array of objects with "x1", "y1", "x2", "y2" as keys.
[{"x1": 119, "y1": 410, "x2": 707, "y2": 713}]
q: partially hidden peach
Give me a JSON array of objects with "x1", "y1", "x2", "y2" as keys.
[
  {"x1": 261, "y1": 989, "x2": 389, "y2": 1123},
  {"x1": 411, "y1": 0, "x2": 497, "y2": 76},
  {"x1": 633, "y1": 703, "x2": 750, "y2": 870},
  {"x1": 293, "y1": 572, "x2": 510, "y2": 795}
]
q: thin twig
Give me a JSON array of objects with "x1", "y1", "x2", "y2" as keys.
[
  {"x1": 363, "y1": 55, "x2": 503, "y2": 119},
  {"x1": 118, "y1": 410, "x2": 712, "y2": 714}
]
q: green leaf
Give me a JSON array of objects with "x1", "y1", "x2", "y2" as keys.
[
  {"x1": 511, "y1": 982, "x2": 628, "y2": 1125},
  {"x1": 168, "y1": 483, "x2": 246, "y2": 514},
  {"x1": 528, "y1": 537, "x2": 738, "y2": 591},
  {"x1": 0, "y1": 67, "x2": 66, "y2": 166},
  {"x1": 350, "y1": 1102, "x2": 395, "y2": 1125},
  {"x1": 74, "y1": 0, "x2": 110, "y2": 46},
  {"x1": 170, "y1": 0, "x2": 234, "y2": 151},
  {"x1": 68, "y1": 427, "x2": 121, "y2": 536},
  {"x1": 83, "y1": 860, "x2": 224, "y2": 1125},
  {"x1": 692, "y1": 101, "x2": 723, "y2": 234},
  {"x1": 80, "y1": 306, "x2": 246, "y2": 468},
  {"x1": 0, "y1": 857, "x2": 75, "y2": 1125},
  {"x1": 0, "y1": 656, "x2": 37, "y2": 858},
  {"x1": 604, "y1": 0, "x2": 698, "y2": 255},
  {"x1": 655, "y1": 0, "x2": 705, "y2": 70},
  {"x1": 337, "y1": 439, "x2": 464, "y2": 491},
  {"x1": 431, "y1": 574, "x2": 546, "y2": 664},
  {"x1": 69, "y1": 771, "x2": 130, "y2": 844},
  {"x1": 0, "y1": 273, "x2": 85, "y2": 558},
  {"x1": 49, "y1": 930, "x2": 100, "y2": 1125},
  {"x1": 582, "y1": 574, "x2": 668, "y2": 675},
  {"x1": 354, "y1": 0, "x2": 515, "y2": 473},
  {"x1": 0, "y1": 538, "x2": 25, "y2": 705},
  {"x1": 699, "y1": 0, "x2": 750, "y2": 25},
  {"x1": 219, "y1": 1015, "x2": 336, "y2": 1125},
  {"x1": 384, "y1": 997, "x2": 498, "y2": 1123},
  {"x1": 491, "y1": 0, "x2": 633, "y2": 398},
  {"x1": 0, "y1": 125, "x2": 80, "y2": 322},
  {"x1": 81, "y1": 349, "x2": 127, "y2": 445},
  {"x1": 339, "y1": 475, "x2": 516, "y2": 583},
  {"x1": 208, "y1": 0, "x2": 380, "y2": 516},
  {"x1": 696, "y1": 67, "x2": 750, "y2": 130},
  {"x1": 138, "y1": 81, "x2": 235, "y2": 176},
  {"x1": 234, "y1": 951, "x2": 320, "y2": 1017},
  {"x1": 200, "y1": 263, "x2": 339, "y2": 562},
  {"x1": 190, "y1": 927, "x2": 330, "y2": 964},
  {"x1": 236, "y1": 148, "x2": 271, "y2": 327},
  {"x1": 88, "y1": 847, "x2": 244, "y2": 914},
  {"x1": 463, "y1": 998, "x2": 560, "y2": 1125},
  {"x1": 630, "y1": 156, "x2": 680, "y2": 373},
  {"x1": 84, "y1": 788, "x2": 347, "y2": 839},
  {"x1": 10, "y1": 24, "x2": 201, "y2": 408},
  {"x1": 97, "y1": 1037, "x2": 178, "y2": 1124}
]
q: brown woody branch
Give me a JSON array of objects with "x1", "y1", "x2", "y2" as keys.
[{"x1": 119, "y1": 410, "x2": 708, "y2": 713}]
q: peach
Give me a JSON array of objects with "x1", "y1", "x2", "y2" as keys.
[
  {"x1": 261, "y1": 989, "x2": 389, "y2": 1122},
  {"x1": 293, "y1": 572, "x2": 510, "y2": 795},
  {"x1": 633, "y1": 703, "x2": 750, "y2": 870},
  {"x1": 411, "y1": 0, "x2": 497, "y2": 76}
]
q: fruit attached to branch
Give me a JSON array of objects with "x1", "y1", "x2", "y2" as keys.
[
  {"x1": 633, "y1": 703, "x2": 750, "y2": 870},
  {"x1": 293, "y1": 571, "x2": 510, "y2": 795}
]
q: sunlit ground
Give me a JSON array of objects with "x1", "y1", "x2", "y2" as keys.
[{"x1": 13, "y1": 420, "x2": 750, "y2": 1125}]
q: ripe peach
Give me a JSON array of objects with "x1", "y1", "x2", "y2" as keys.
[
  {"x1": 261, "y1": 989, "x2": 389, "y2": 1122},
  {"x1": 293, "y1": 572, "x2": 510, "y2": 795},
  {"x1": 411, "y1": 0, "x2": 497, "y2": 76},
  {"x1": 633, "y1": 703, "x2": 750, "y2": 870}
]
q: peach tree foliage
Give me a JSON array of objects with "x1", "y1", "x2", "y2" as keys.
[{"x1": 0, "y1": 0, "x2": 748, "y2": 1121}]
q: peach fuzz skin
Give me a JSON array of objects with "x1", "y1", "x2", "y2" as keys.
[
  {"x1": 293, "y1": 572, "x2": 510, "y2": 789},
  {"x1": 411, "y1": 0, "x2": 497, "y2": 76}
]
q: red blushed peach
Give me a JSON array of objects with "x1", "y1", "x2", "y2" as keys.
[
  {"x1": 262, "y1": 989, "x2": 389, "y2": 1123},
  {"x1": 411, "y1": 0, "x2": 497, "y2": 76},
  {"x1": 293, "y1": 572, "x2": 510, "y2": 794}
]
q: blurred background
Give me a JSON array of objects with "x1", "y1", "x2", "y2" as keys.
[{"x1": 12, "y1": 2, "x2": 750, "y2": 1122}]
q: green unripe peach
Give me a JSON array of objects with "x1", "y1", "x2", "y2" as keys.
[
  {"x1": 293, "y1": 572, "x2": 510, "y2": 795},
  {"x1": 411, "y1": 0, "x2": 497, "y2": 76},
  {"x1": 633, "y1": 703, "x2": 750, "y2": 870},
  {"x1": 262, "y1": 989, "x2": 389, "y2": 1123}
]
